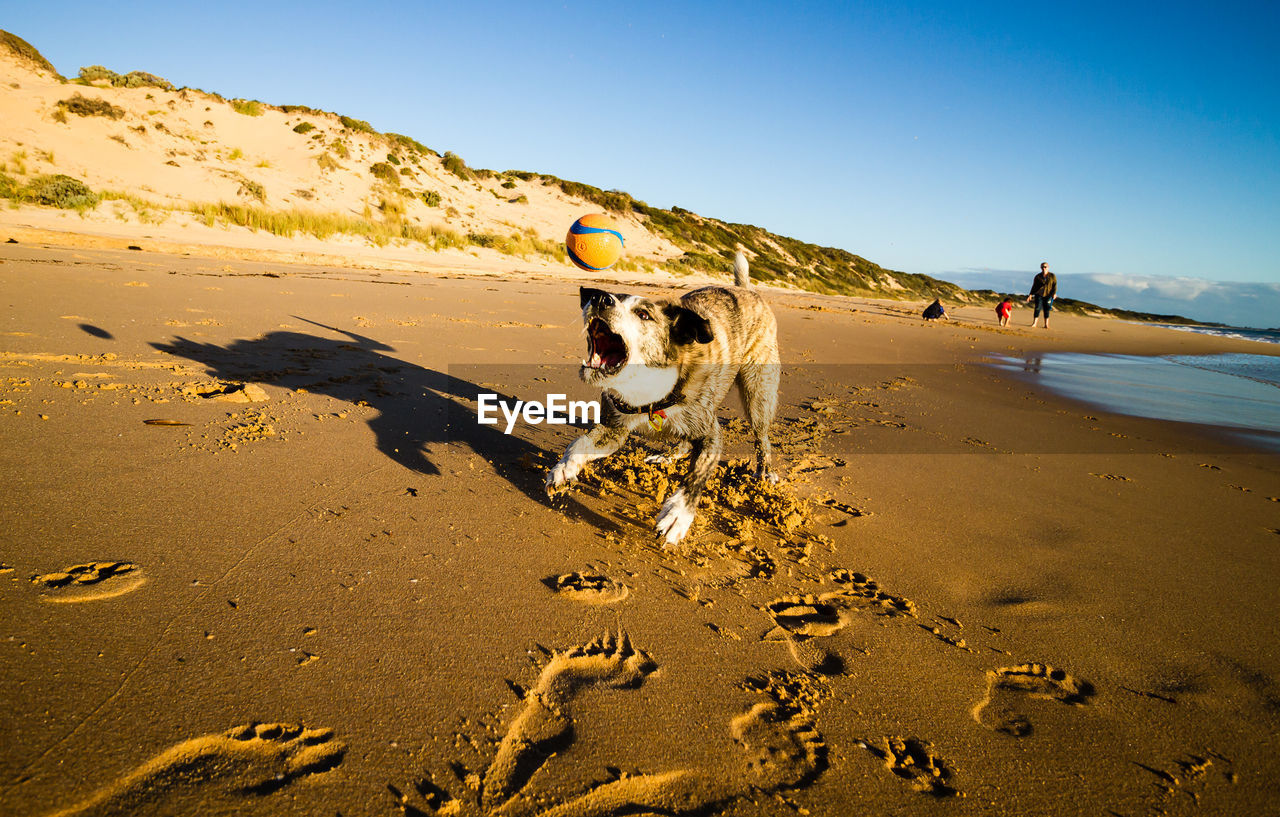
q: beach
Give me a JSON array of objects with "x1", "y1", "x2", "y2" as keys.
[{"x1": 2, "y1": 238, "x2": 1278, "y2": 816}]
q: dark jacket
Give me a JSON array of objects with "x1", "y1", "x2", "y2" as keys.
[{"x1": 1030, "y1": 271, "x2": 1057, "y2": 299}]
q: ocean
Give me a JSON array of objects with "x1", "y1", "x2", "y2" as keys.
[
  {"x1": 1145, "y1": 323, "x2": 1280, "y2": 345},
  {"x1": 988, "y1": 352, "x2": 1280, "y2": 451}
]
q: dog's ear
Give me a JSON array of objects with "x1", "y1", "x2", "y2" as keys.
[
  {"x1": 580, "y1": 287, "x2": 613, "y2": 310},
  {"x1": 664, "y1": 305, "x2": 713, "y2": 345}
]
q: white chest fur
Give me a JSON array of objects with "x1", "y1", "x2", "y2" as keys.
[{"x1": 600, "y1": 364, "x2": 678, "y2": 407}]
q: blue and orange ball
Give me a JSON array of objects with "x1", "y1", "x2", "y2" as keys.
[{"x1": 566, "y1": 214, "x2": 624, "y2": 271}]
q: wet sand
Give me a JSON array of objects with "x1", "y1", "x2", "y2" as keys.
[{"x1": 2, "y1": 240, "x2": 1278, "y2": 816}]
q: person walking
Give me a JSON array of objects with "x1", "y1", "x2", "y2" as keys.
[{"x1": 1026, "y1": 262, "x2": 1057, "y2": 328}]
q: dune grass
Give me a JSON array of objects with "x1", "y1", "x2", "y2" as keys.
[
  {"x1": 441, "y1": 151, "x2": 471, "y2": 180},
  {"x1": 186, "y1": 201, "x2": 569, "y2": 261},
  {"x1": 466, "y1": 228, "x2": 565, "y2": 261},
  {"x1": 189, "y1": 201, "x2": 467, "y2": 250},
  {"x1": 99, "y1": 190, "x2": 165, "y2": 223}
]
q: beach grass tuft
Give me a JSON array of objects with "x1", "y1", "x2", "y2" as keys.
[
  {"x1": 441, "y1": 152, "x2": 471, "y2": 180},
  {"x1": 188, "y1": 201, "x2": 470, "y2": 251}
]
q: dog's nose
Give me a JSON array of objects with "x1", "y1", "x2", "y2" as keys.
[{"x1": 579, "y1": 287, "x2": 615, "y2": 312}]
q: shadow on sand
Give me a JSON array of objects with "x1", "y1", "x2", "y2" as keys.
[{"x1": 151, "y1": 319, "x2": 555, "y2": 502}]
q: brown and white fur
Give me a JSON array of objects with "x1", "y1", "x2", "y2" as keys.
[{"x1": 546, "y1": 251, "x2": 781, "y2": 545}]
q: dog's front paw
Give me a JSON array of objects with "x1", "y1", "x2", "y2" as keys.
[
  {"x1": 545, "y1": 460, "x2": 580, "y2": 494},
  {"x1": 655, "y1": 490, "x2": 696, "y2": 546}
]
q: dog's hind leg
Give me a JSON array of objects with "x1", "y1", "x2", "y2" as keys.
[
  {"x1": 546, "y1": 424, "x2": 632, "y2": 492},
  {"x1": 656, "y1": 421, "x2": 721, "y2": 546},
  {"x1": 737, "y1": 362, "x2": 781, "y2": 483}
]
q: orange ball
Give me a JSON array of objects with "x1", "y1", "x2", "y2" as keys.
[{"x1": 566, "y1": 214, "x2": 624, "y2": 271}]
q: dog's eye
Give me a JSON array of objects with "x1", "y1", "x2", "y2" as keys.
[{"x1": 635, "y1": 309, "x2": 653, "y2": 321}]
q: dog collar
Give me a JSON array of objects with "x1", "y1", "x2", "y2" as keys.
[{"x1": 604, "y1": 390, "x2": 681, "y2": 422}]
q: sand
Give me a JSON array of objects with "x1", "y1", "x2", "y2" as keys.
[{"x1": 1, "y1": 235, "x2": 1278, "y2": 817}]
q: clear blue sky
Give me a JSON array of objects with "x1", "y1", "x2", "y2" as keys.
[{"x1": 7, "y1": 1, "x2": 1279, "y2": 288}]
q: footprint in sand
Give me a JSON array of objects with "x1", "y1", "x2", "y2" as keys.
[
  {"x1": 971, "y1": 663, "x2": 1096, "y2": 737},
  {"x1": 728, "y1": 701, "x2": 826, "y2": 791},
  {"x1": 762, "y1": 573, "x2": 918, "y2": 672},
  {"x1": 542, "y1": 572, "x2": 630, "y2": 604},
  {"x1": 828, "y1": 569, "x2": 918, "y2": 617},
  {"x1": 766, "y1": 596, "x2": 847, "y2": 637},
  {"x1": 33, "y1": 562, "x2": 145, "y2": 603},
  {"x1": 483, "y1": 631, "x2": 657, "y2": 810},
  {"x1": 404, "y1": 634, "x2": 826, "y2": 817},
  {"x1": 512, "y1": 700, "x2": 825, "y2": 817},
  {"x1": 863, "y1": 736, "x2": 961, "y2": 798},
  {"x1": 764, "y1": 595, "x2": 848, "y2": 673},
  {"x1": 45, "y1": 722, "x2": 345, "y2": 816}
]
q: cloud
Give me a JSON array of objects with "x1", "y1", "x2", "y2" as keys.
[{"x1": 940, "y1": 270, "x2": 1280, "y2": 328}]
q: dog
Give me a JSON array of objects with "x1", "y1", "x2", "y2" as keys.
[{"x1": 546, "y1": 250, "x2": 781, "y2": 545}]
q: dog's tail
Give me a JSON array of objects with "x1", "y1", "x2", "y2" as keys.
[{"x1": 733, "y1": 248, "x2": 751, "y2": 288}]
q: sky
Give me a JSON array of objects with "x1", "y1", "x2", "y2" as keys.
[{"x1": 5, "y1": 1, "x2": 1279, "y2": 324}]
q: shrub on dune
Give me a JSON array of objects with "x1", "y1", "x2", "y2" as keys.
[
  {"x1": 57, "y1": 94, "x2": 124, "y2": 119},
  {"x1": 23, "y1": 174, "x2": 100, "y2": 209},
  {"x1": 77, "y1": 65, "x2": 173, "y2": 90},
  {"x1": 231, "y1": 99, "x2": 263, "y2": 116},
  {"x1": 369, "y1": 162, "x2": 400, "y2": 186}
]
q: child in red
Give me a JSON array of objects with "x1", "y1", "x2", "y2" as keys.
[{"x1": 996, "y1": 297, "x2": 1014, "y2": 327}]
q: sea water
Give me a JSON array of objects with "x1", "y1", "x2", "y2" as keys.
[
  {"x1": 988, "y1": 353, "x2": 1280, "y2": 451},
  {"x1": 1144, "y1": 324, "x2": 1280, "y2": 345}
]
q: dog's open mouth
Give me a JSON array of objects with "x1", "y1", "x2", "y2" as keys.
[{"x1": 585, "y1": 318, "x2": 627, "y2": 374}]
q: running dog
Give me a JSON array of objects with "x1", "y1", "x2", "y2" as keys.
[{"x1": 546, "y1": 250, "x2": 781, "y2": 545}]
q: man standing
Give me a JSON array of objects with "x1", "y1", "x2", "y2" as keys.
[{"x1": 1026, "y1": 262, "x2": 1057, "y2": 328}]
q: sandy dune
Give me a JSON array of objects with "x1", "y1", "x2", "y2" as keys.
[{"x1": 0, "y1": 47, "x2": 681, "y2": 275}]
